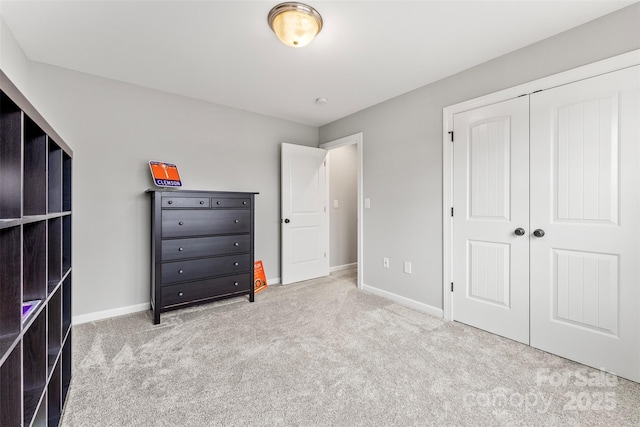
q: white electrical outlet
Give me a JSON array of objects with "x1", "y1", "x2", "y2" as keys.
[
  {"x1": 364, "y1": 198, "x2": 371, "y2": 209},
  {"x1": 404, "y1": 261, "x2": 412, "y2": 274},
  {"x1": 383, "y1": 257, "x2": 390, "y2": 268},
  {"x1": 333, "y1": 199, "x2": 339, "y2": 208}
]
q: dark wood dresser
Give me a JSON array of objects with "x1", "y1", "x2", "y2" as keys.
[{"x1": 149, "y1": 190, "x2": 258, "y2": 324}]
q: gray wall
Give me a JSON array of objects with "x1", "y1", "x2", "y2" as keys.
[
  {"x1": 39, "y1": 65, "x2": 317, "y2": 319},
  {"x1": 328, "y1": 144, "x2": 357, "y2": 268},
  {"x1": 0, "y1": 16, "x2": 29, "y2": 90},
  {"x1": 319, "y1": 4, "x2": 640, "y2": 312},
  {"x1": 1, "y1": 17, "x2": 318, "y2": 318}
]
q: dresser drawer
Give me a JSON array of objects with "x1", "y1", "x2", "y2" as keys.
[
  {"x1": 161, "y1": 273, "x2": 252, "y2": 308},
  {"x1": 162, "y1": 209, "x2": 250, "y2": 237},
  {"x1": 162, "y1": 235, "x2": 250, "y2": 261},
  {"x1": 162, "y1": 196, "x2": 210, "y2": 208},
  {"x1": 162, "y1": 253, "x2": 251, "y2": 284},
  {"x1": 211, "y1": 197, "x2": 251, "y2": 208}
]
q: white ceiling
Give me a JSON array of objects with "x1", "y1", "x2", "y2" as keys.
[{"x1": 0, "y1": 1, "x2": 634, "y2": 126}]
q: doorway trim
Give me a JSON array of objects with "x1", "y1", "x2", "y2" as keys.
[
  {"x1": 442, "y1": 49, "x2": 640, "y2": 321},
  {"x1": 320, "y1": 132, "x2": 364, "y2": 290}
]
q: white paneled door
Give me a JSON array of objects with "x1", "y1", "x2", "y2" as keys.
[
  {"x1": 452, "y1": 66, "x2": 640, "y2": 382},
  {"x1": 281, "y1": 143, "x2": 329, "y2": 285},
  {"x1": 452, "y1": 96, "x2": 530, "y2": 344},
  {"x1": 530, "y1": 66, "x2": 639, "y2": 381}
]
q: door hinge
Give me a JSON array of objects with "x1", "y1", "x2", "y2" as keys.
[
  {"x1": 451, "y1": 207, "x2": 454, "y2": 217},
  {"x1": 451, "y1": 282, "x2": 454, "y2": 292},
  {"x1": 448, "y1": 131, "x2": 454, "y2": 142}
]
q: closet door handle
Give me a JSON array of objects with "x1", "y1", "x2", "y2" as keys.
[
  {"x1": 514, "y1": 228, "x2": 525, "y2": 236},
  {"x1": 533, "y1": 229, "x2": 545, "y2": 238}
]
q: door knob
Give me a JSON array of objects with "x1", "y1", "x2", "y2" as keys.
[
  {"x1": 533, "y1": 229, "x2": 545, "y2": 238},
  {"x1": 514, "y1": 228, "x2": 525, "y2": 236},
  {"x1": 284, "y1": 218, "x2": 290, "y2": 224}
]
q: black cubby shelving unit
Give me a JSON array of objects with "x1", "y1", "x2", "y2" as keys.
[{"x1": 0, "y1": 70, "x2": 72, "y2": 427}]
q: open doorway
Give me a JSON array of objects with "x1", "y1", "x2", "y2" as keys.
[{"x1": 320, "y1": 133, "x2": 363, "y2": 289}]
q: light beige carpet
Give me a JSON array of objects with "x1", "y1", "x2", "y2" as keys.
[{"x1": 61, "y1": 269, "x2": 640, "y2": 426}]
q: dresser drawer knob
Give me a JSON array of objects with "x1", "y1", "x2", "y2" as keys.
[
  {"x1": 199, "y1": 200, "x2": 205, "y2": 205},
  {"x1": 234, "y1": 262, "x2": 239, "y2": 266},
  {"x1": 167, "y1": 200, "x2": 173, "y2": 205},
  {"x1": 178, "y1": 247, "x2": 184, "y2": 251},
  {"x1": 234, "y1": 219, "x2": 239, "y2": 223},
  {"x1": 178, "y1": 221, "x2": 184, "y2": 226},
  {"x1": 216, "y1": 201, "x2": 221, "y2": 205},
  {"x1": 242, "y1": 201, "x2": 247, "y2": 205},
  {"x1": 178, "y1": 292, "x2": 184, "y2": 297},
  {"x1": 234, "y1": 242, "x2": 239, "y2": 246},
  {"x1": 178, "y1": 269, "x2": 184, "y2": 274},
  {"x1": 234, "y1": 282, "x2": 239, "y2": 286}
]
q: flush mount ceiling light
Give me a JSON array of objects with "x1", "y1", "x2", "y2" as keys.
[{"x1": 268, "y1": 2, "x2": 323, "y2": 48}]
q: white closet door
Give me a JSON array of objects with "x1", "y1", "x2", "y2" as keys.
[
  {"x1": 452, "y1": 96, "x2": 530, "y2": 344},
  {"x1": 530, "y1": 66, "x2": 640, "y2": 382}
]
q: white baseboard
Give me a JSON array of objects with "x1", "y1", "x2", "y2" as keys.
[
  {"x1": 72, "y1": 277, "x2": 283, "y2": 325},
  {"x1": 72, "y1": 302, "x2": 150, "y2": 325},
  {"x1": 267, "y1": 277, "x2": 281, "y2": 285},
  {"x1": 329, "y1": 262, "x2": 357, "y2": 273},
  {"x1": 362, "y1": 283, "x2": 444, "y2": 318},
  {"x1": 71, "y1": 279, "x2": 441, "y2": 324}
]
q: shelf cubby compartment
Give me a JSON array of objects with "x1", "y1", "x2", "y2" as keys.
[
  {"x1": 63, "y1": 152, "x2": 72, "y2": 213},
  {"x1": 62, "y1": 275, "x2": 71, "y2": 339},
  {"x1": 61, "y1": 335, "x2": 71, "y2": 408},
  {"x1": 47, "y1": 140, "x2": 63, "y2": 214},
  {"x1": 47, "y1": 288, "x2": 62, "y2": 375},
  {"x1": 0, "y1": 226, "x2": 21, "y2": 351},
  {"x1": 0, "y1": 344, "x2": 22, "y2": 426},
  {"x1": 32, "y1": 393, "x2": 48, "y2": 427},
  {"x1": 48, "y1": 218, "x2": 62, "y2": 292},
  {"x1": 48, "y1": 360, "x2": 62, "y2": 427},
  {"x1": 24, "y1": 221, "x2": 47, "y2": 304},
  {"x1": 0, "y1": 91, "x2": 22, "y2": 220},
  {"x1": 62, "y1": 215, "x2": 71, "y2": 275},
  {"x1": 24, "y1": 116, "x2": 48, "y2": 216},
  {"x1": 23, "y1": 309, "x2": 47, "y2": 426}
]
